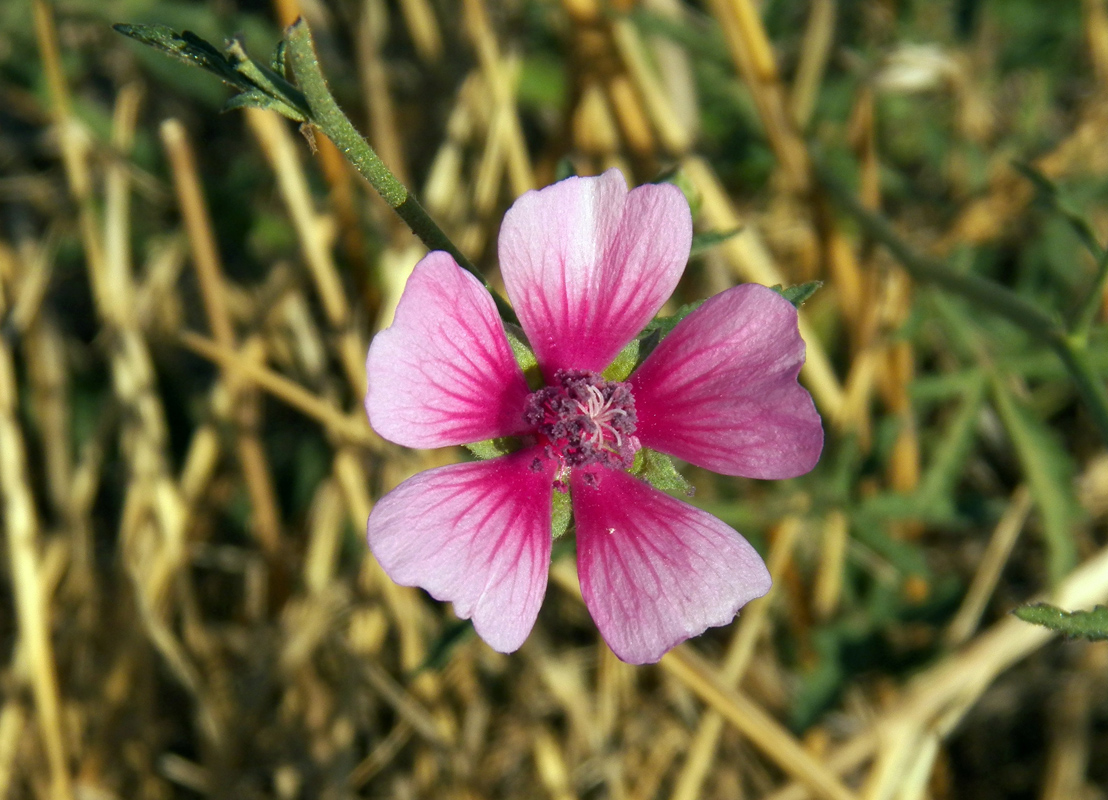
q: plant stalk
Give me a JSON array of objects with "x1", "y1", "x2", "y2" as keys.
[{"x1": 284, "y1": 18, "x2": 518, "y2": 325}]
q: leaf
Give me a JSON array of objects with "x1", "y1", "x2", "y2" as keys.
[
  {"x1": 114, "y1": 23, "x2": 311, "y2": 123},
  {"x1": 991, "y1": 378, "x2": 1082, "y2": 584},
  {"x1": 1013, "y1": 603, "x2": 1108, "y2": 641},
  {"x1": 113, "y1": 24, "x2": 246, "y2": 87},
  {"x1": 770, "y1": 281, "x2": 823, "y2": 309},
  {"x1": 1012, "y1": 161, "x2": 1104, "y2": 260},
  {"x1": 222, "y1": 88, "x2": 304, "y2": 120},
  {"x1": 690, "y1": 227, "x2": 742, "y2": 257},
  {"x1": 554, "y1": 157, "x2": 577, "y2": 182},
  {"x1": 409, "y1": 620, "x2": 475, "y2": 676},
  {"x1": 271, "y1": 39, "x2": 288, "y2": 75},
  {"x1": 916, "y1": 371, "x2": 986, "y2": 507}
]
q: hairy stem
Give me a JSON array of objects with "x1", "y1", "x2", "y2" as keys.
[{"x1": 284, "y1": 18, "x2": 518, "y2": 324}]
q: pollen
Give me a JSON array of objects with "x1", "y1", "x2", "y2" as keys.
[{"x1": 523, "y1": 369, "x2": 639, "y2": 473}]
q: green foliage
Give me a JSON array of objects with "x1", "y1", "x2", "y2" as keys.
[
  {"x1": 689, "y1": 227, "x2": 742, "y2": 257},
  {"x1": 770, "y1": 281, "x2": 823, "y2": 309},
  {"x1": 505, "y1": 325, "x2": 543, "y2": 389},
  {"x1": 113, "y1": 23, "x2": 311, "y2": 121},
  {"x1": 991, "y1": 378, "x2": 1082, "y2": 584},
  {"x1": 1014, "y1": 604, "x2": 1108, "y2": 641},
  {"x1": 632, "y1": 448, "x2": 694, "y2": 497},
  {"x1": 551, "y1": 489, "x2": 573, "y2": 539},
  {"x1": 602, "y1": 300, "x2": 704, "y2": 382},
  {"x1": 464, "y1": 438, "x2": 520, "y2": 460}
]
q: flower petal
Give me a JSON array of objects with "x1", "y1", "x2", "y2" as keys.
[
  {"x1": 629, "y1": 284, "x2": 823, "y2": 479},
  {"x1": 572, "y1": 469, "x2": 771, "y2": 664},
  {"x1": 366, "y1": 251, "x2": 532, "y2": 449},
  {"x1": 498, "y1": 169, "x2": 692, "y2": 379},
  {"x1": 367, "y1": 450, "x2": 555, "y2": 653}
]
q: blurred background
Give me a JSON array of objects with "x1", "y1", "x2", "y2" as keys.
[{"x1": 3, "y1": 0, "x2": 1108, "y2": 798}]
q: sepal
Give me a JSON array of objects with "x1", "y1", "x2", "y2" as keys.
[
  {"x1": 631, "y1": 448, "x2": 694, "y2": 497},
  {"x1": 504, "y1": 324, "x2": 543, "y2": 390},
  {"x1": 552, "y1": 488, "x2": 573, "y2": 539},
  {"x1": 463, "y1": 437, "x2": 522, "y2": 460},
  {"x1": 603, "y1": 300, "x2": 705, "y2": 382}
]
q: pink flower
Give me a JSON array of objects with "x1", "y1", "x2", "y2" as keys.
[{"x1": 365, "y1": 169, "x2": 823, "y2": 664}]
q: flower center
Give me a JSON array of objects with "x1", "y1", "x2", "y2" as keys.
[{"x1": 523, "y1": 370, "x2": 639, "y2": 475}]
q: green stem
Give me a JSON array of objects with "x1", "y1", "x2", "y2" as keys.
[
  {"x1": 817, "y1": 162, "x2": 1108, "y2": 447},
  {"x1": 1073, "y1": 248, "x2": 1108, "y2": 344},
  {"x1": 1053, "y1": 337, "x2": 1108, "y2": 444},
  {"x1": 1012, "y1": 161, "x2": 1108, "y2": 345},
  {"x1": 284, "y1": 19, "x2": 518, "y2": 325}
]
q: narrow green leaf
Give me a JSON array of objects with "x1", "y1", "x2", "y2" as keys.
[
  {"x1": 114, "y1": 24, "x2": 311, "y2": 123},
  {"x1": 1013, "y1": 603, "x2": 1108, "y2": 641},
  {"x1": 690, "y1": 227, "x2": 742, "y2": 257},
  {"x1": 554, "y1": 157, "x2": 577, "y2": 182},
  {"x1": 1012, "y1": 161, "x2": 1104, "y2": 260},
  {"x1": 409, "y1": 620, "x2": 475, "y2": 676},
  {"x1": 770, "y1": 281, "x2": 823, "y2": 309},
  {"x1": 224, "y1": 38, "x2": 310, "y2": 121},
  {"x1": 991, "y1": 378, "x2": 1081, "y2": 584},
  {"x1": 602, "y1": 335, "x2": 649, "y2": 382},
  {"x1": 642, "y1": 300, "x2": 706, "y2": 337},
  {"x1": 916, "y1": 371, "x2": 986, "y2": 505},
  {"x1": 113, "y1": 24, "x2": 246, "y2": 87},
  {"x1": 222, "y1": 89, "x2": 305, "y2": 121}
]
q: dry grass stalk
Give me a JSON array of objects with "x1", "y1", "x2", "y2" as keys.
[
  {"x1": 669, "y1": 517, "x2": 802, "y2": 800},
  {"x1": 610, "y1": 17, "x2": 694, "y2": 155},
  {"x1": 0, "y1": 331, "x2": 72, "y2": 800},
  {"x1": 245, "y1": 107, "x2": 368, "y2": 394},
  {"x1": 397, "y1": 0, "x2": 444, "y2": 63},
  {"x1": 464, "y1": 0, "x2": 535, "y2": 197},
  {"x1": 179, "y1": 331, "x2": 376, "y2": 447},
  {"x1": 1038, "y1": 648, "x2": 1097, "y2": 800},
  {"x1": 943, "y1": 486, "x2": 1033, "y2": 648},
  {"x1": 770, "y1": 539, "x2": 1108, "y2": 800},
  {"x1": 162, "y1": 118, "x2": 285, "y2": 559},
  {"x1": 706, "y1": 0, "x2": 809, "y2": 189},
  {"x1": 680, "y1": 155, "x2": 846, "y2": 422},
  {"x1": 790, "y1": 0, "x2": 837, "y2": 129},
  {"x1": 358, "y1": 0, "x2": 412, "y2": 191}
]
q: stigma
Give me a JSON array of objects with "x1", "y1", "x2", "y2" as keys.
[{"x1": 523, "y1": 370, "x2": 639, "y2": 478}]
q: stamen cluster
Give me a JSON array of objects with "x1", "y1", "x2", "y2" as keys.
[{"x1": 523, "y1": 369, "x2": 639, "y2": 475}]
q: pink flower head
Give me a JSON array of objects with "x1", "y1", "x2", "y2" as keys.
[{"x1": 365, "y1": 169, "x2": 823, "y2": 664}]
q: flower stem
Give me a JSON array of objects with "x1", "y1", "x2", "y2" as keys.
[
  {"x1": 1073, "y1": 249, "x2": 1108, "y2": 345},
  {"x1": 284, "y1": 18, "x2": 518, "y2": 325},
  {"x1": 817, "y1": 162, "x2": 1108, "y2": 447}
]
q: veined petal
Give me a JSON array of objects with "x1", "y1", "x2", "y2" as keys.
[
  {"x1": 498, "y1": 169, "x2": 692, "y2": 380},
  {"x1": 572, "y1": 469, "x2": 771, "y2": 665},
  {"x1": 630, "y1": 284, "x2": 823, "y2": 479},
  {"x1": 366, "y1": 251, "x2": 531, "y2": 449},
  {"x1": 367, "y1": 450, "x2": 555, "y2": 653}
]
